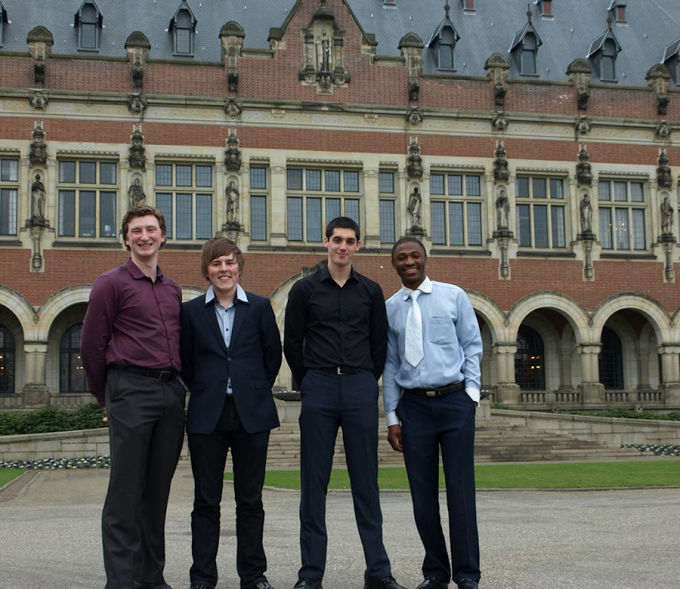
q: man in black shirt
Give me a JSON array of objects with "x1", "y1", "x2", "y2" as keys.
[{"x1": 284, "y1": 217, "x2": 406, "y2": 589}]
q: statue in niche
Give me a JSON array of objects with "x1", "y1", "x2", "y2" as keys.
[
  {"x1": 580, "y1": 193, "x2": 593, "y2": 234},
  {"x1": 226, "y1": 181, "x2": 240, "y2": 225},
  {"x1": 661, "y1": 195, "x2": 674, "y2": 235},
  {"x1": 128, "y1": 127, "x2": 146, "y2": 171},
  {"x1": 31, "y1": 174, "x2": 46, "y2": 223},
  {"x1": 225, "y1": 131, "x2": 242, "y2": 172},
  {"x1": 495, "y1": 189, "x2": 510, "y2": 230},
  {"x1": 30, "y1": 124, "x2": 48, "y2": 166},
  {"x1": 128, "y1": 179, "x2": 146, "y2": 208},
  {"x1": 317, "y1": 30, "x2": 331, "y2": 72},
  {"x1": 407, "y1": 187, "x2": 422, "y2": 228}
]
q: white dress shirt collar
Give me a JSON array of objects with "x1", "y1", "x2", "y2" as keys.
[
  {"x1": 205, "y1": 283, "x2": 249, "y2": 306},
  {"x1": 401, "y1": 276, "x2": 433, "y2": 300}
]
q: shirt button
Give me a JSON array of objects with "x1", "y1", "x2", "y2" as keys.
[{"x1": 227, "y1": 357, "x2": 232, "y2": 362}]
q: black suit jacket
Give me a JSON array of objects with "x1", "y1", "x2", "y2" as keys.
[{"x1": 180, "y1": 289, "x2": 282, "y2": 435}]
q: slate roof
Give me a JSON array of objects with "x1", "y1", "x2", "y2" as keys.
[{"x1": 0, "y1": 0, "x2": 678, "y2": 86}]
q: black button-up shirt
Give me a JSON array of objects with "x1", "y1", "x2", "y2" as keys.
[{"x1": 284, "y1": 263, "x2": 388, "y2": 386}]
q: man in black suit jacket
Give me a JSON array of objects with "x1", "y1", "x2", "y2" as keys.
[{"x1": 180, "y1": 237, "x2": 282, "y2": 589}]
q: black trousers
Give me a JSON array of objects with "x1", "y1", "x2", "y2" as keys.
[
  {"x1": 298, "y1": 369, "x2": 391, "y2": 582},
  {"x1": 102, "y1": 369, "x2": 186, "y2": 589},
  {"x1": 397, "y1": 391, "x2": 481, "y2": 585},
  {"x1": 188, "y1": 395, "x2": 271, "y2": 587}
]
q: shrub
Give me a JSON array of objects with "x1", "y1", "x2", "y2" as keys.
[{"x1": 0, "y1": 404, "x2": 106, "y2": 436}]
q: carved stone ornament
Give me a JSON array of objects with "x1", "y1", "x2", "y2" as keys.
[
  {"x1": 30, "y1": 173, "x2": 47, "y2": 225},
  {"x1": 220, "y1": 22, "x2": 245, "y2": 94},
  {"x1": 567, "y1": 58, "x2": 592, "y2": 111},
  {"x1": 406, "y1": 108, "x2": 424, "y2": 126},
  {"x1": 646, "y1": 64, "x2": 671, "y2": 116},
  {"x1": 575, "y1": 116, "x2": 591, "y2": 137},
  {"x1": 399, "y1": 32, "x2": 424, "y2": 103},
  {"x1": 576, "y1": 144, "x2": 592, "y2": 186},
  {"x1": 128, "y1": 124, "x2": 146, "y2": 171},
  {"x1": 30, "y1": 121, "x2": 47, "y2": 166},
  {"x1": 128, "y1": 178, "x2": 146, "y2": 208},
  {"x1": 27, "y1": 26, "x2": 53, "y2": 86},
  {"x1": 406, "y1": 136, "x2": 423, "y2": 180},
  {"x1": 29, "y1": 90, "x2": 48, "y2": 110},
  {"x1": 493, "y1": 141, "x2": 510, "y2": 183},
  {"x1": 225, "y1": 180, "x2": 241, "y2": 227},
  {"x1": 224, "y1": 98, "x2": 242, "y2": 118},
  {"x1": 484, "y1": 53, "x2": 510, "y2": 109},
  {"x1": 656, "y1": 120, "x2": 672, "y2": 141},
  {"x1": 225, "y1": 130, "x2": 242, "y2": 172},
  {"x1": 657, "y1": 148, "x2": 672, "y2": 189},
  {"x1": 125, "y1": 32, "x2": 151, "y2": 90},
  {"x1": 128, "y1": 93, "x2": 147, "y2": 115},
  {"x1": 407, "y1": 186, "x2": 423, "y2": 230},
  {"x1": 492, "y1": 111, "x2": 509, "y2": 133}
]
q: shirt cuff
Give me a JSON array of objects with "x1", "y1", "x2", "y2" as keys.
[
  {"x1": 466, "y1": 387, "x2": 480, "y2": 405},
  {"x1": 385, "y1": 411, "x2": 399, "y2": 427}
]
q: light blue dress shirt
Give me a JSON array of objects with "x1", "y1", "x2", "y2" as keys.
[
  {"x1": 205, "y1": 283, "x2": 249, "y2": 394},
  {"x1": 382, "y1": 276, "x2": 483, "y2": 427}
]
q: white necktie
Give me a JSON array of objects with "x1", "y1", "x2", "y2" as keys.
[{"x1": 405, "y1": 289, "x2": 424, "y2": 367}]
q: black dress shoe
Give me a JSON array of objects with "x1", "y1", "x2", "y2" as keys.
[
  {"x1": 294, "y1": 578, "x2": 323, "y2": 589},
  {"x1": 243, "y1": 581, "x2": 276, "y2": 589},
  {"x1": 456, "y1": 581, "x2": 479, "y2": 589},
  {"x1": 133, "y1": 583, "x2": 173, "y2": 589},
  {"x1": 189, "y1": 583, "x2": 215, "y2": 589},
  {"x1": 364, "y1": 576, "x2": 409, "y2": 589},
  {"x1": 416, "y1": 578, "x2": 449, "y2": 589}
]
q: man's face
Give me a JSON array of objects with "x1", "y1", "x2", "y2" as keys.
[
  {"x1": 392, "y1": 241, "x2": 427, "y2": 289},
  {"x1": 324, "y1": 227, "x2": 360, "y2": 268},
  {"x1": 207, "y1": 253, "x2": 241, "y2": 299},
  {"x1": 125, "y1": 215, "x2": 165, "y2": 261}
]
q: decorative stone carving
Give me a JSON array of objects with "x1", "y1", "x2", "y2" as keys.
[
  {"x1": 646, "y1": 64, "x2": 671, "y2": 116},
  {"x1": 224, "y1": 98, "x2": 242, "y2": 119},
  {"x1": 226, "y1": 180, "x2": 240, "y2": 226},
  {"x1": 657, "y1": 148, "x2": 672, "y2": 189},
  {"x1": 575, "y1": 116, "x2": 591, "y2": 136},
  {"x1": 493, "y1": 141, "x2": 510, "y2": 182},
  {"x1": 29, "y1": 91, "x2": 48, "y2": 110},
  {"x1": 656, "y1": 120, "x2": 672, "y2": 141},
  {"x1": 495, "y1": 188, "x2": 510, "y2": 231},
  {"x1": 225, "y1": 130, "x2": 242, "y2": 172},
  {"x1": 576, "y1": 144, "x2": 592, "y2": 186},
  {"x1": 580, "y1": 192, "x2": 593, "y2": 235},
  {"x1": 406, "y1": 137, "x2": 423, "y2": 180},
  {"x1": 128, "y1": 125, "x2": 146, "y2": 171},
  {"x1": 220, "y1": 22, "x2": 245, "y2": 93},
  {"x1": 128, "y1": 93, "x2": 147, "y2": 115},
  {"x1": 407, "y1": 186, "x2": 422, "y2": 229},
  {"x1": 492, "y1": 111, "x2": 508, "y2": 133},
  {"x1": 484, "y1": 53, "x2": 510, "y2": 109},
  {"x1": 567, "y1": 58, "x2": 592, "y2": 111},
  {"x1": 128, "y1": 178, "x2": 146, "y2": 208},
  {"x1": 125, "y1": 32, "x2": 151, "y2": 90},
  {"x1": 30, "y1": 121, "x2": 47, "y2": 166},
  {"x1": 27, "y1": 26, "x2": 53, "y2": 86},
  {"x1": 406, "y1": 108, "x2": 424, "y2": 126},
  {"x1": 30, "y1": 174, "x2": 46, "y2": 225},
  {"x1": 661, "y1": 194, "x2": 674, "y2": 235},
  {"x1": 399, "y1": 33, "x2": 424, "y2": 103}
]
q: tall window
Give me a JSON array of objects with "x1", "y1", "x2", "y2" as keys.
[
  {"x1": 601, "y1": 39, "x2": 617, "y2": 81},
  {"x1": 77, "y1": 2, "x2": 101, "y2": 51},
  {"x1": 598, "y1": 179, "x2": 646, "y2": 251},
  {"x1": 599, "y1": 326, "x2": 624, "y2": 389},
  {"x1": 250, "y1": 167, "x2": 268, "y2": 241},
  {"x1": 431, "y1": 173, "x2": 483, "y2": 247},
  {"x1": 58, "y1": 160, "x2": 117, "y2": 239},
  {"x1": 438, "y1": 27, "x2": 456, "y2": 70},
  {"x1": 0, "y1": 324, "x2": 15, "y2": 395},
  {"x1": 173, "y1": 8, "x2": 194, "y2": 56},
  {"x1": 521, "y1": 33, "x2": 538, "y2": 75},
  {"x1": 516, "y1": 176, "x2": 566, "y2": 249},
  {"x1": 515, "y1": 326, "x2": 545, "y2": 390},
  {"x1": 155, "y1": 163, "x2": 213, "y2": 240},
  {"x1": 0, "y1": 158, "x2": 18, "y2": 236},
  {"x1": 286, "y1": 167, "x2": 360, "y2": 242},
  {"x1": 60, "y1": 324, "x2": 89, "y2": 393},
  {"x1": 379, "y1": 171, "x2": 396, "y2": 243}
]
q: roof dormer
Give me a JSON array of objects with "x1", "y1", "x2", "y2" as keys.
[
  {"x1": 535, "y1": 0, "x2": 553, "y2": 19},
  {"x1": 663, "y1": 38, "x2": 680, "y2": 86},
  {"x1": 608, "y1": 1, "x2": 627, "y2": 24},
  {"x1": 510, "y1": 8, "x2": 543, "y2": 76},
  {"x1": 427, "y1": 2, "x2": 460, "y2": 71},
  {"x1": 587, "y1": 21, "x2": 621, "y2": 82},
  {"x1": 74, "y1": 0, "x2": 103, "y2": 52},
  {"x1": 169, "y1": 1, "x2": 197, "y2": 57}
]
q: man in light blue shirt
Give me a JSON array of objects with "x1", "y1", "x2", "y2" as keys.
[{"x1": 383, "y1": 237, "x2": 482, "y2": 589}]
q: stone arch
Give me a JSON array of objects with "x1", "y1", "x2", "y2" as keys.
[
  {"x1": 466, "y1": 290, "x2": 506, "y2": 344},
  {"x1": 591, "y1": 292, "x2": 671, "y2": 344},
  {"x1": 181, "y1": 285, "x2": 205, "y2": 303},
  {"x1": 35, "y1": 285, "x2": 93, "y2": 341},
  {"x1": 0, "y1": 286, "x2": 36, "y2": 339}
]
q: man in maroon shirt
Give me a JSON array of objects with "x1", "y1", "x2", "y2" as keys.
[{"x1": 81, "y1": 206, "x2": 185, "y2": 589}]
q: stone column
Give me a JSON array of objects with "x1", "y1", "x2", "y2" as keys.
[
  {"x1": 269, "y1": 160, "x2": 287, "y2": 247},
  {"x1": 363, "y1": 166, "x2": 381, "y2": 249},
  {"x1": 559, "y1": 348, "x2": 573, "y2": 390},
  {"x1": 22, "y1": 342, "x2": 50, "y2": 407},
  {"x1": 494, "y1": 343, "x2": 520, "y2": 404},
  {"x1": 578, "y1": 344, "x2": 605, "y2": 404},
  {"x1": 636, "y1": 349, "x2": 651, "y2": 392},
  {"x1": 658, "y1": 346, "x2": 680, "y2": 406}
]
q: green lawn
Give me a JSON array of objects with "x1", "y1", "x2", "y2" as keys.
[
  {"x1": 0, "y1": 468, "x2": 25, "y2": 488},
  {"x1": 224, "y1": 461, "x2": 680, "y2": 490}
]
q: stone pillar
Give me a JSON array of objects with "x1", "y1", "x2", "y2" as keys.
[
  {"x1": 363, "y1": 166, "x2": 381, "y2": 249},
  {"x1": 494, "y1": 343, "x2": 520, "y2": 404},
  {"x1": 269, "y1": 160, "x2": 287, "y2": 247},
  {"x1": 658, "y1": 346, "x2": 680, "y2": 406},
  {"x1": 559, "y1": 348, "x2": 573, "y2": 390},
  {"x1": 22, "y1": 342, "x2": 50, "y2": 407},
  {"x1": 636, "y1": 349, "x2": 651, "y2": 391},
  {"x1": 578, "y1": 344, "x2": 605, "y2": 404}
]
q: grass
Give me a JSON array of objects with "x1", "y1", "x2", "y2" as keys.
[
  {"x1": 225, "y1": 461, "x2": 680, "y2": 490},
  {"x1": 0, "y1": 468, "x2": 25, "y2": 488}
]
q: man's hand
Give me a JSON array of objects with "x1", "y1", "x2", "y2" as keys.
[
  {"x1": 387, "y1": 424, "x2": 403, "y2": 452},
  {"x1": 103, "y1": 408, "x2": 108, "y2": 424}
]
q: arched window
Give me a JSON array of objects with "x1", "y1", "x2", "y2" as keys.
[
  {"x1": 439, "y1": 27, "x2": 455, "y2": 70},
  {"x1": 174, "y1": 9, "x2": 194, "y2": 55},
  {"x1": 60, "y1": 324, "x2": 89, "y2": 392},
  {"x1": 521, "y1": 33, "x2": 537, "y2": 75},
  {"x1": 599, "y1": 326, "x2": 624, "y2": 389},
  {"x1": 515, "y1": 326, "x2": 545, "y2": 390},
  {"x1": 0, "y1": 324, "x2": 15, "y2": 394},
  {"x1": 601, "y1": 39, "x2": 617, "y2": 80}
]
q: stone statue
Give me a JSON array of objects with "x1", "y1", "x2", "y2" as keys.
[
  {"x1": 225, "y1": 131, "x2": 242, "y2": 172},
  {"x1": 30, "y1": 124, "x2": 48, "y2": 166},
  {"x1": 495, "y1": 189, "x2": 510, "y2": 230},
  {"x1": 128, "y1": 126, "x2": 146, "y2": 171},
  {"x1": 226, "y1": 181, "x2": 240, "y2": 225},
  {"x1": 407, "y1": 187, "x2": 422, "y2": 228},
  {"x1": 128, "y1": 179, "x2": 146, "y2": 208},
  {"x1": 31, "y1": 174, "x2": 46, "y2": 223},
  {"x1": 318, "y1": 30, "x2": 331, "y2": 72},
  {"x1": 661, "y1": 196, "x2": 674, "y2": 235},
  {"x1": 580, "y1": 193, "x2": 593, "y2": 234}
]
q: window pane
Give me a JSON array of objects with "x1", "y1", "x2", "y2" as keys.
[
  {"x1": 176, "y1": 165, "x2": 192, "y2": 187},
  {"x1": 306, "y1": 170, "x2": 322, "y2": 191},
  {"x1": 516, "y1": 177, "x2": 530, "y2": 198},
  {"x1": 60, "y1": 162, "x2": 76, "y2": 184},
  {"x1": 613, "y1": 181, "x2": 627, "y2": 202},
  {"x1": 379, "y1": 200, "x2": 395, "y2": 244},
  {"x1": 439, "y1": 43, "x2": 453, "y2": 69},
  {"x1": 431, "y1": 201, "x2": 446, "y2": 245},
  {"x1": 196, "y1": 166, "x2": 212, "y2": 187},
  {"x1": 551, "y1": 206, "x2": 565, "y2": 248},
  {"x1": 196, "y1": 194, "x2": 212, "y2": 239},
  {"x1": 100, "y1": 192, "x2": 116, "y2": 237},
  {"x1": 430, "y1": 174, "x2": 444, "y2": 195},
  {"x1": 80, "y1": 162, "x2": 96, "y2": 184},
  {"x1": 534, "y1": 205, "x2": 548, "y2": 248},
  {"x1": 598, "y1": 181, "x2": 611, "y2": 201},
  {"x1": 550, "y1": 178, "x2": 564, "y2": 199},
  {"x1": 602, "y1": 55, "x2": 615, "y2": 80},
  {"x1": 80, "y1": 23, "x2": 97, "y2": 50},
  {"x1": 250, "y1": 196, "x2": 267, "y2": 240},
  {"x1": 344, "y1": 199, "x2": 360, "y2": 226},
  {"x1": 467, "y1": 202, "x2": 482, "y2": 246},
  {"x1": 156, "y1": 165, "x2": 172, "y2": 186},
  {"x1": 250, "y1": 168, "x2": 267, "y2": 190},
  {"x1": 521, "y1": 49, "x2": 536, "y2": 75},
  {"x1": 0, "y1": 189, "x2": 17, "y2": 235},
  {"x1": 325, "y1": 170, "x2": 341, "y2": 192},
  {"x1": 287, "y1": 197, "x2": 303, "y2": 241},
  {"x1": 79, "y1": 191, "x2": 96, "y2": 237},
  {"x1": 632, "y1": 209, "x2": 646, "y2": 250},
  {"x1": 176, "y1": 28, "x2": 192, "y2": 54},
  {"x1": 326, "y1": 198, "x2": 341, "y2": 224},
  {"x1": 517, "y1": 204, "x2": 531, "y2": 246},
  {"x1": 176, "y1": 194, "x2": 192, "y2": 239},
  {"x1": 156, "y1": 194, "x2": 173, "y2": 238},
  {"x1": 287, "y1": 169, "x2": 303, "y2": 191},
  {"x1": 58, "y1": 191, "x2": 76, "y2": 236},
  {"x1": 448, "y1": 175, "x2": 463, "y2": 196},
  {"x1": 100, "y1": 162, "x2": 117, "y2": 185},
  {"x1": 614, "y1": 208, "x2": 629, "y2": 249},
  {"x1": 1, "y1": 160, "x2": 18, "y2": 182},
  {"x1": 466, "y1": 176, "x2": 481, "y2": 196},
  {"x1": 306, "y1": 198, "x2": 322, "y2": 242},
  {"x1": 532, "y1": 178, "x2": 547, "y2": 199},
  {"x1": 599, "y1": 209, "x2": 612, "y2": 249},
  {"x1": 344, "y1": 171, "x2": 359, "y2": 192},
  {"x1": 630, "y1": 182, "x2": 644, "y2": 202},
  {"x1": 449, "y1": 202, "x2": 464, "y2": 246}
]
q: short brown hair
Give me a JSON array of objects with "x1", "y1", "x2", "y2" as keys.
[
  {"x1": 200, "y1": 236, "x2": 245, "y2": 280},
  {"x1": 121, "y1": 206, "x2": 167, "y2": 251}
]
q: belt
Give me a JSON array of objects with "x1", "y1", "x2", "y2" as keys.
[
  {"x1": 114, "y1": 365, "x2": 179, "y2": 382},
  {"x1": 403, "y1": 381, "x2": 465, "y2": 398},
  {"x1": 315, "y1": 366, "x2": 364, "y2": 375}
]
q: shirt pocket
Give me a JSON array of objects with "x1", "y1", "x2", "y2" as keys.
[{"x1": 429, "y1": 317, "x2": 452, "y2": 345}]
